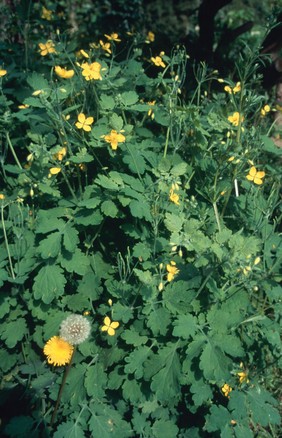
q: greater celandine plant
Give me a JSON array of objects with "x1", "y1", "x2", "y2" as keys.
[{"x1": 0, "y1": 5, "x2": 281, "y2": 438}]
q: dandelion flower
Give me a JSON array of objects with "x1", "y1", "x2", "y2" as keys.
[
  {"x1": 60, "y1": 314, "x2": 91, "y2": 345},
  {"x1": 103, "y1": 130, "x2": 125, "y2": 150},
  {"x1": 101, "y1": 316, "x2": 119, "y2": 336},
  {"x1": 38, "y1": 40, "x2": 56, "y2": 56},
  {"x1": 75, "y1": 113, "x2": 94, "y2": 132},
  {"x1": 246, "y1": 166, "x2": 265, "y2": 185},
  {"x1": 43, "y1": 336, "x2": 74, "y2": 366}
]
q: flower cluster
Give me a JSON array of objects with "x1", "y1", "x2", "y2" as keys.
[
  {"x1": 166, "y1": 261, "x2": 179, "y2": 282},
  {"x1": 81, "y1": 62, "x2": 102, "y2": 81},
  {"x1": 228, "y1": 112, "x2": 244, "y2": 126},
  {"x1": 224, "y1": 82, "x2": 241, "y2": 94},
  {"x1": 261, "y1": 104, "x2": 271, "y2": 116},
  {"x1": 221, "y1": 383, "x2": 232, "y2": 398},
  {"x1": 151, "y1": 52, "x2": 166, "y2": 68},
  {"x1": 169, "y1": 184, "x2": 180, "y2": 205}
]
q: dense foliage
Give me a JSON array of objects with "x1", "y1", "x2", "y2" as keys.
[{"x1": 0, "y1": 2, "x2": 281, "y2": 437}]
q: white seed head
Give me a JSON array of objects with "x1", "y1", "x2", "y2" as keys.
[{"x1": 60, "y1": 314, "x2": 91, "y2": 345}]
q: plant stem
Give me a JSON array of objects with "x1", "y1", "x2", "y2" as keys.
[
  {"x1": 163, "y1": 126, "x2": 170, "y2": 158},
  {"x1": 213, "y1": 201, "x2": 221, "y2": 232},
  {"x1": 50, "y1": 347, "x2": 76, "y2": 427},
  {"x1": 1, "y1": 204, "x2": 15, "y2": 280},
  {"x1": 6, "y1": 132, "x2": 22, "y2": 169}
]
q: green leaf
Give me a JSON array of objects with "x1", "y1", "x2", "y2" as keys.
[
  {"x1": 100, "y1": 94, "x2": 115, "y2": 110},
  {"x1": 163, "y1": 281, "x2": 197, "y2": 314},
  {"x1": 85, "y1": 363, "x2": 107, "y2": 398},
  {"x1": 33, "y1": 264, "x2": 66, "y2": 304},
  {"x1": 77, "y1": 271, "x2": 102, "y2": 301},
  {"x1": 63, "y1": 224, "x2": 79, "y2": 252},
  {"x1": 146, "y1": 307, "x2": 171, "y2": 336},
  {"x1": 246, "y1": 387, "x2": 280, "y2": 427},
  {"x1": 134, "y1": 268, "x2": 154, "y2": 285},
  {"x1": 27, "y1": 72, "x2": 49, "y2": 90},
  {"x1": 172, "y1": 314, "x2": 197, "y2": 339},
  {"x1": 132, "y1": 242, "x2": 151, "y2": 261},
  {"x1": 109, "y1": 113, "x2": 123, "y2": 131},
  {"x1": 88, "y1": 403, "x2": 132, "y2": 438},
  {"x1": 164, "y1": 213, "x2": 183, "y2": 233},
  {"x1": 1, "y1": 318, "x2": 28, "y2": 348},
  {"x1": 101, "y1": 200, "x2": 119, "y2": 217},
  {"x1": 150, "y1": 343, "x2": 181, "y2": 403},
  {"x1": 205, "y1": 405, "x2": 231, "y2": 433},
  {"x1": 199, "y1": 342, "x2": 231, "y2": 381},
  {"x1": 190, "y1": 379, "x2": 213, "y2": 407},
  {"x1": 121, "y1": 329, "x2": 148, "y2": 346},
  {"x1": 152, "y1": 419, "x2": 179, "y2": 438},
  {"x1": 37, "y1": 232, "x2": 61, "y2": 259},
  {"x1": 53, "y1": 421, "x2": 86, "y2": 438},
  {"x1": 124, "y1": 346, "x2": 151, "y2": 379},
  {"x1": 60, "y1": 249, "x2": 90, "y2": 275},
  {"x1": 121, "y1": 91, "x2": 139, "y2": 106}
]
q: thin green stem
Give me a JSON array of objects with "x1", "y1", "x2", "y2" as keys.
[
  {"x1": 163, "y1": 126, "x2": 170, "y2": 158},
  {"x1": 1, "y1": 204, "x2": 15, "y2": 279},
  {"x1": 50, "y1": 347, "x2": 76, "y2": 427},
  {"x1": 213, "y1": 201, "x2": 221, "y2": 232},
  {"x1": 60, "y1": 169, "x2": 78, "y2": 202},
  {"x1": 6, "y1": 132, "x2": 22, "y2": 169}
]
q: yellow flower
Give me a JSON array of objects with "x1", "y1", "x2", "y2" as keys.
[
  {"x1": 104, "y1": 33, "x2": 121, "y2": 42},
  {"x1": 233, "y1": 82, "x2": 241, "y2": 93},
  {"x1": 101, "y1": 316, "x2": 119, "y2": 336},
  {"x1": 224, "y1": 85, "x2": 232, "y2": 94},
  {"x1": 147, "y1": 100, "x2": 156, "y2": 118},
  {"x1": 99, "y1": 40, "x2": 112, "y2": 54},
  {"x1": 166, "y1": 261, "x2": 179, "y2": 282},
  {"x1": 48, "y1": 167, "x2": 61, "y2": 177},
  {"x1": 54, "y1": 146, "x2": 67, "y2": 161},
  {"x1": 76, "y1": 49, "x2": 89, "y2": 59},
  {"x1": 81, "y1": 62, "x2": 102, "y2": 80},
  {"x1": 237, "y1": 371, "x2": 249, "y2": 384},
  {"x1": 0, "y1": 69, "x2": 7, "y2": 77},
  {"x1": 18, "y1": 104, "x2": 30, "y2": 109},
  {"x1": 228, "y1": 112, "x2": 244, "y2": 126},
  {"x1": 221, "y1": 383, "x2": 232, "y2": 398},
  {"x1": 38, "y1": 40, "x2": 56, "y2": 56},
  {"x1": 41, "y1": 6, "x2": 52, "y2": 20},
  {"x1": 103, "y1": 130, "x2": 126, "y2": 150},
  {"x1": 169, "y1": 189, "x2": 180, "y2": 205},
  {"x1": 43, "y1": 336, "x2": 74, "y2": 366},
  {"x1": 260, "y1": 104, "x2": 271, "y2": 116},
  {"x1": 151, "y1": 55, "x2": 166, "y2": 68},
  {"x1": 146, "y1": 31, "x2": 155, "y2": 43},
  {"x1": 75, "y1": 113, "x2": 94, "y2": 132},
  {"x1": 246, "y1": 166, "x2": 265, "y2": 185},
  {"x1": 0, "y1": 194, "x2": 5, "y2": 200},
  {"x1": 54, "y1": 66, "x2": 75, "y2": 79}
]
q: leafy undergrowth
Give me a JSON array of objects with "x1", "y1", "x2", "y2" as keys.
[{"x1": 0, "y1": 3, "x2": 281, "y2": 438}]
